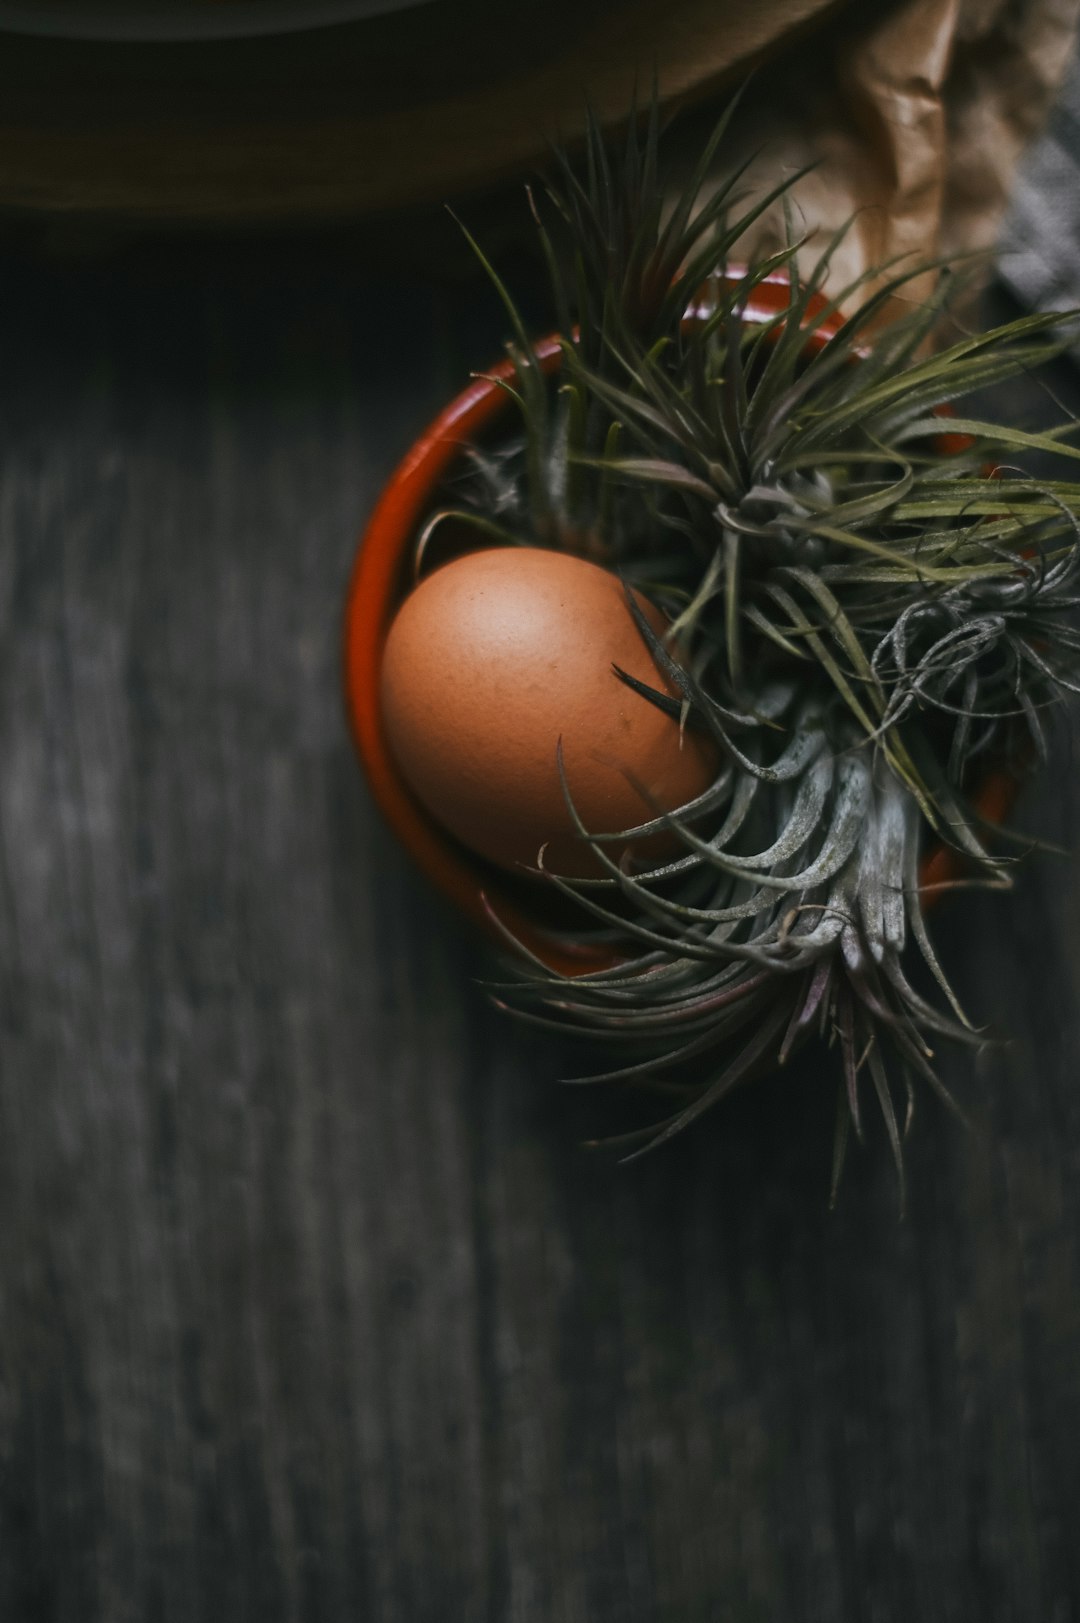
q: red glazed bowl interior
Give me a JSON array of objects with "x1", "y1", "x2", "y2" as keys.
[{"x1": 343, "y1": 270, "x2": 1008, "y2": 973}]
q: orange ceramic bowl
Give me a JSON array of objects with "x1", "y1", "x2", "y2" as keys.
[{"x1": 343, "y1": 270, "x2": 1011, "y2": 971}]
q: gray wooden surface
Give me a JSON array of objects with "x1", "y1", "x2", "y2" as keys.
[{"x1": 1, "y1": 238, "x2": 1079, "y2": 1623}]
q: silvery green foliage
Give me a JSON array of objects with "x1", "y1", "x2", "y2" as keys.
[{"x1": 434, "y1": 99, "x2": 1080, "y2": 1203}]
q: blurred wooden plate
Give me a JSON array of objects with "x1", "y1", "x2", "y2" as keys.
[{"x1": 0, "y1": 0, "x2": 839, "y2": 226}]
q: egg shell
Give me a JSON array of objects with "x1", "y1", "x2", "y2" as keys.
[{"x1": 378, "y1": 546, "x2": 717, "y2": 877}]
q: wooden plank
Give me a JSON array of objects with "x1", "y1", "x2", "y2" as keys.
[{"x1": 0, "y1": 245, "x2": 1078, "y2": 1621}]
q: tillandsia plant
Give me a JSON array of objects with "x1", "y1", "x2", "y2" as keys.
[{"x1": 389, "y1": 97, "x2": 1080, "y2": 1204}]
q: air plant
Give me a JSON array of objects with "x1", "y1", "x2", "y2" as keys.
[{"x1": 398, "y1": 96, "x2": 1080, "y2": 1204}]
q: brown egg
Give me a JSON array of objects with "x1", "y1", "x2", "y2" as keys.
[{"x1": 379, "y1": 546, "x2": 717, "y2": 877}]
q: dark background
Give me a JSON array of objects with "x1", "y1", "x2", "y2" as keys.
[{"x1": 1, "y1": 212, "x2": 1079, "y2": 1620}]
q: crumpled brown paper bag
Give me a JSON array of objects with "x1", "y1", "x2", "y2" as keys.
[{"x1": 713, "y1": 0, "x2": 1080, "y2": 296}]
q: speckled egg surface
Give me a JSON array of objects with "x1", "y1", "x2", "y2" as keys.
[{"x1": 378, "y1": 546, "x2": 717, "y2": 876}]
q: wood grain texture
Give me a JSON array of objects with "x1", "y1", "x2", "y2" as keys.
[{"x1": 1, "y1": 244, "x2": 1079, "y2": 1623}]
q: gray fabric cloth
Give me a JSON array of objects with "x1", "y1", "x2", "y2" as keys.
[{"x1": 999, "y1": 49, "x2": 1080, "y2": 324}]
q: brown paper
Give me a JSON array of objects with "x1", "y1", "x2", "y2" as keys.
[{"x1": 716, "y1": 0, "x2": 1080, "y2": 297}]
